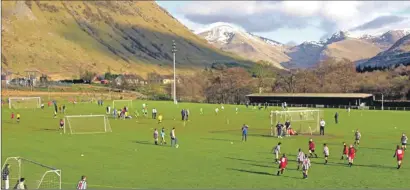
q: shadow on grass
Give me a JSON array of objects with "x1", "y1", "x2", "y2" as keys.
[
  {"x1": 357, "y1": 146, "x2": 392, "y2": 151},
  {"x1": 42, "y1": 128, "x2": 58, "y2": 132},
  {"x1": 225, "y1": 157, "x2": 263, "y2": 163},
  {"x1": 134, "y1": 140, "x2": 169, "y2": 148},
  {"x1": 228, "y1": 168, "x2": 272, "y2": 176},
  {"x1": 229, "y1": 168, "x2": 301, "y2": 179},
  {"x1": 309, "y1": 160, "x2": 397, "y2": 169},
  {"x1": 201, "y1": 138, "x2": 241, "y2": 142}
]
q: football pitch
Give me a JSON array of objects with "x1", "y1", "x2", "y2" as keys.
[{"x1": 2, "y1": 100, "x2": 410, "y2": 189}]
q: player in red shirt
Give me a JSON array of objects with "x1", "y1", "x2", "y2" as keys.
[
  {"x1": 277, "y1": 154, "x2": 288, "y2": 176},
  {"x1": 11, "y1": 112, "x2": 15, "y2": 120},
  {"x1": 341, "y1": 142, "x2": 349, "y2": 160},
  {"x1": 393, "y1": 145, "x2": 404, "y2": 169},
  {"x1": 308, "y1": 139, "x2": 318, "y2": 158},
  {"x1": 348, "y1": 144, "x2": 356, "y2": 167}
]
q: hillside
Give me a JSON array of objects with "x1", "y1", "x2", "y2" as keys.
[
  {"x1": 1, "y1": 1, "x2": 250, "y2": 80},
  {"x1": 358, "y1": 34, "x2": 410, "y2": 69},
  {"x1": 360, "y1": 30, "x2": 409, "y2": 50},
  {"x1": 196, "y1": 23, "x2": 289, "y2": 69},
  {"x1": 283, "y1": 31, "x2": 382, "y2": 68}
]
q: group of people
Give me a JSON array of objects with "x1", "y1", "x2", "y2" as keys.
[
  {"x1": 273, "y1": 120, "x2": 298, "y2": 138},
  {"x1": 112, "y1": 106, "x2": 132, "y2": 119},
  {"x1": 270, "y1": 132, "x2": 408, "y2": 179},
  {"x1": 153, "y1": 127, "x2": 178, "y2": 148}
]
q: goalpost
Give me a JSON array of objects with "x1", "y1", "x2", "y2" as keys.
[
  {"x1": 64, "y1": 115, "x2": 112, "y2": 134},
  {"x1": 1, "y1": 157, "x2": 61, "y2": 189},
  {"x1": 271, "y1": 109, "x2": 323, "y2": 135},
  {"x1": 112, "y1": 100, "x2": 133, "y2": 109},
  {"x1": 9, "y1": 97, "x2": 41, "y2": 109}
]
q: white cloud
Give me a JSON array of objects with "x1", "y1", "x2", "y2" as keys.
[{"x1": 179, "y1": 1, "x2": 410, "y2": 39}]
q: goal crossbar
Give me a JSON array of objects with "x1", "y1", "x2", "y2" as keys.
[
  {"x1": 2, "y1": 156, "x2": 62, "y2": 189},
  {"x1": 64, "y1": 115, "x2": 112, "y2": 134}
]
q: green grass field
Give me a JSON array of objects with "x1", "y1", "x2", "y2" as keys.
[{"x1": 2, "y1": 100, "x2": 410, "y2": 189}]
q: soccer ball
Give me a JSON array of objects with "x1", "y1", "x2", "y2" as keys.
[
  {"x1": 278, "y1": 161, "x2": 281, "y2": 164},
  {"x1": 176, "y1": 144, "x2": 179, "y2": 148}
]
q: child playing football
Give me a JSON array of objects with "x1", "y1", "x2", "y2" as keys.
[
  {"x1": 277, "y1": 154, "x2": 288, "y2": 176},
  {"x1": 158, "y1": 114, "x2": 163, "y2": 124},
  {"x1": 16, "y1": 113, "x2": 20, "y2": 123},
  {"x1": 160, "y1": 128, "x2": 166, "y2": 145},
  {"x1": 341, "y1": 142, "x2": 349, "y2": 160},
  {"x1": 393, "y1": 145, "x2": 404, "y2": 169},
  {"x1": 348, "y1": 144, "x2": 356, "y2": 167},
  {"x1": 401, "y1": 133, "x2": 407, "y2": 150},
  {"x1": 354, "y1": 129, "x2": 361, "y2": 147},
  {"x1": 297, "y1": 148, "x2": 305, "y2": 170},
  {"x1": 323, "y1": 143, "x2": 329, "y2": 164},
  {"x1": 59, "y1": 119, "x2": 64, "y2": 132},
  {"x1": 272, "y1": 142, "x2": 281, "y2": 163},
  {"x1": 302, "y1": 154, "x2": 311, "y2": 179},
  {"x1": 11, "y1": 112, "x2": 14, "y2": 121},
  {"x1": 153, "y1": 129, "x2": 159, "y2": 145},
  {"x1": 309, "y1": 139, "x2": 318, "y2": 158}
]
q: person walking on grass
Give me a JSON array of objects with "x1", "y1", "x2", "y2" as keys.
[
  {"x1": 319, "y1": 119, "x2": 326, "y2": 136},
  {"x1": 170, "y1": 127, "x2": 179, "y2": 148},
  {"x1": 241, "y1": 124, "x2": 248, "y2": 142},
  {"x1": 2, "y1": 164, "x2": 10, "y2": 189},
  {"x1": 77, "y1": 176, "x2": 87, "y2": 190}
]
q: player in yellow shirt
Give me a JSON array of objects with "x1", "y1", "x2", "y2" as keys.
[
  {"x1": 158, "y1": 114, "x2": 163, "y2": 124},
  {"x1": 16, "y1": 113, "x2": 21, "y2": 123}
]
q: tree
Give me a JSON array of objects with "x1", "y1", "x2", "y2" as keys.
[{"x1": 252, "y1": 60, "x2": 276, "y2": 93}]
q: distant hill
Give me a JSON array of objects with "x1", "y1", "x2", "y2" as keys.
[
  {"x1": 357, "y1": 34, "x2": 410, "y2": 70},
  {"x1": 1, "y1": 1, "x2": 251, "y2": 80},
  {"x1": 196, "y1": 22, "x2": 289, "y2": 69}
]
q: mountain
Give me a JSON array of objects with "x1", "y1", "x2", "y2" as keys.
[
  {"x1": 358, "y1": 34, "x2": 410, "y2": 69},
  {"x1": 196, "y1": 22, "x2": 289, "y2": 69},
  {"x1": 283, "y1": 31, "x2": 382, "y2": 68},
  {"x1": 1, "y1": 1, "x2": 250, "y2": 79},
  {"x1": 359, "y1": 30, "x2": 410, "y2": 50}
]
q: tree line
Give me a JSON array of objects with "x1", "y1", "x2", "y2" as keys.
[{"x1": 171, "y1": 59, "x2": 410, "y2": 103}]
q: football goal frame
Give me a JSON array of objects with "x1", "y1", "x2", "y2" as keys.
[
  {"x1": 1, "y1": 157, "x2": 62, "y2": 189},
  {"x1": 64, "y1": 115, "x2": 112, "y2": 134},
  {"x1": 271, "y1": 109, "x2": 323, "y2": 135},
  {"x1": 8, "y1": 97, "x2": 41, "y2": 109},
  {"x1": 112, "y1": 99, "x2": 133, "y2": 109}
]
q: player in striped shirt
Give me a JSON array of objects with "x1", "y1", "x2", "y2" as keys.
[
  {"x1": 323, "y1": 143, "x2": 329, "y2": 164},
  {"x1": 354, "y1": 129, "x2": 361, "y2": 147},
  {"x1": 401, "y1": 133, "x2": 407, "y2": 150},
  {"x1": 302, "y1": 154, "x2": 311, "y2": 179},
  {"x1": 297, "y1": 148, "x2": 305, "y2": 170},
  {"x1": 153, "y1": 129, "x2": 159, "y2": 145},
  {"x1": 272, "y1": 142, "x2": 281, "y2": 163},
  {"x1": 77, "y1": 176, "x2": 87, "y2": 189}
]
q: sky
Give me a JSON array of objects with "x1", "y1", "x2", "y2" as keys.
[{"x1": 156, "y1": 1, "x2": 410, "y2": 44}]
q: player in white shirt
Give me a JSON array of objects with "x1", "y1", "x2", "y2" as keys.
[
  {"x1": 221, "y1": 105, "x2": 225, "y2": 110},
  {"x1": 323, "y1": 143, "x2": 330, "y2": 164},
  {"x1": 319, "y1": 119, "x2": 326, "y2": 136},
  {"x1": 302, "y1": 155, "x2": 311, "y2": 179},
  {"x1": 297, "y1": 148, "x2": 305, "y2": 170},
  {"x1": 215, "y1": 108, "x2": 219, "y2": 115},
  {"x1": 401, "y1": 133, "x2": 407, "y2": 150},
  {"x1": 235, "y1": 107, "x2": 238, "y2": 114},
  {"x1": 354, "y1": 129, "x2": 361, "y2": 147},
  {"x1": 272, "y1": 142, "x2": 281, "y2": 163},
  {"x1": 200, "y1": 108, "x2": 203, "y2": 115}
]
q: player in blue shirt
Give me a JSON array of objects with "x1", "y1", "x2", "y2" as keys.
[{"x1": 242, "y1": 124, "x2": 249, "y2": 142}]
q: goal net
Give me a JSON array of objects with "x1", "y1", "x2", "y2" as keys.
[
  {"x1": 1, "y1": 157, "x2": 61, "y2": 189},
  {"x1": 64, "y1": 115, "x2": 112, "y2": 134},
  {"x1": 271, "y1": 109, "x2": 323, "y2": 135},
  {"x1": 9, "y1": 97, "x2": 41, "y2": 109},
  {"x1": 112, "y1": 100, "x2": 133, "y2": 109}
]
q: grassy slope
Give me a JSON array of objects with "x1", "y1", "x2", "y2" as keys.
[
  {"x1": 1, "y1": 1, "x2": 251, "y2": 80},
  {"x1": 2, "y1": 100, "x2": 410, "y2": 188},
  {"x1": 323, "y1": 38, "x2": 382, "y2": 62}
]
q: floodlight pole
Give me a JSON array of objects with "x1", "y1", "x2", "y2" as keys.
[
  {"x1": 172, "y1": 40, "x2": 177, "y2": 104},
  {"x1": 381, "y1": 93, "x2": 384, "y2": 110}
]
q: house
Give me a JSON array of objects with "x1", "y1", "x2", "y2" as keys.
[
  {"x1": 115, "y1": 74, "x2": 147, "y2": 86},
  {"x1": 161, "y1": 75, "x2": 180, "y2": 84}
]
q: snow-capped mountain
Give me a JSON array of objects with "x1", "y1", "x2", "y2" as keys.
[
  {"x1": 358, "y1": 34, "x2": 410, "y2": 69},
  {"x1": 196, "y1": 22, "x2": 289, "y2": 68},
  {"x1": 360, "y1": 30, "x2": 410, "y2": 50}
]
